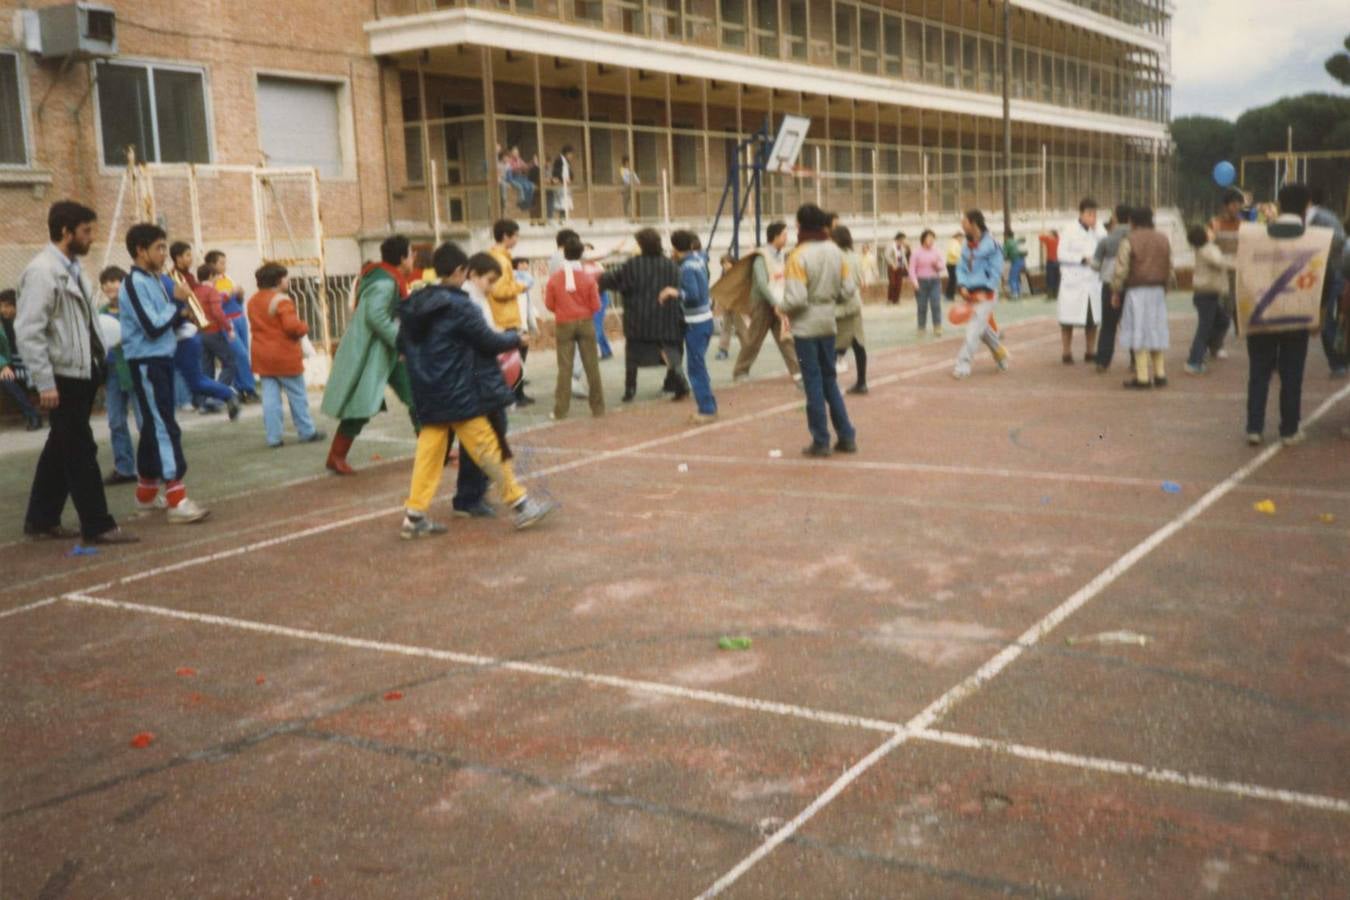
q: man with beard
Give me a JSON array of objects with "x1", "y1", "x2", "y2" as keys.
[{"x1": 16, "y1": 201, "x2": 137, "y2": 543}]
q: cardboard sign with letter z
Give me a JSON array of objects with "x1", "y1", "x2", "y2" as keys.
[{"x1": 1235, "y1": 223, "x2": 1332, "y2": 336}]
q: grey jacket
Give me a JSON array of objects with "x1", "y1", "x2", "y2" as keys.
[
  {"x1": 780, "y1": 239, "x2": 855, "y2": 339},
  {"x1": 1093, "y1": 225, "x2": 1130, "y2": 285},
  {"x1": 16, "y1": 246, "x2": 101, "y2": 390}
]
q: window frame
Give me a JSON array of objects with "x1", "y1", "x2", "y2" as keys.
[
  {"x1": 94, "y1": 57, "x2": 215, "y2": 170},
  {"x1": 253, "y1": 68, "x2": 358, "y2": 182},
  {"x1": 0, "y1": 50, "x2": 35, "y2": 169}
]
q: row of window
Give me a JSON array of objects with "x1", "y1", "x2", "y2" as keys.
[
  {"x1": 0, "y1": 52, "x2": 349, "y2": 176},
  {"x1": 431, "y1": 0, "x2": 1170, "y2": 122}
]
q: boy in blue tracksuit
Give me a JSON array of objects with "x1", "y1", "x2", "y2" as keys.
[
  {"x1": 660, "y1": 229, "x2": 718, "y2": 424},
  {"x1": 118, "y1": 224, "x2": 210, "y2": 524},
  {"x1": 953, "y1": 209, "x2": 1011, "y2": 379}
]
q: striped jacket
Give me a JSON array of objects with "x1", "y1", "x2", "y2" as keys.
[{"x1": 598, "y1": 254, "x2": 683, "y2": 344}]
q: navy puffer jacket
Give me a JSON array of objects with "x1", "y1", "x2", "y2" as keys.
[{"x1": 397, "y1": 284, "x2": 521, "y2": 425}]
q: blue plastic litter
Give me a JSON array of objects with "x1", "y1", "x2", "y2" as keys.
[
  {"x1": 66, "y1": 544, "x2": 99, "y2": 557},
  {"x1": 1161, "y1": 481, "x2": 1182, "y2": 494}
]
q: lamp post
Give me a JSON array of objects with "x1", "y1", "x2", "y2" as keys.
[{"x1": 1002, "y1": 0, "x2": 1012, "y2": 238}]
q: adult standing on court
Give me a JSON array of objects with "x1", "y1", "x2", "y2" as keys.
[
  {"x1": 780, "y1": 203, "x2": 858, "y2": 457},
  {"x1": 1242, "y1": 183, "x2": 1320, "y2": 446},
  {"x1": 1092, "y1": 205, "x2": 1131, "y2": 372},
  {"x1": 16, "y1": 201, "x2": 136, "y2": 544},
  {"x1": 884, "y1": 231, "x2": 908, "y2": 305},
  {"x1": 1110, "y1": 207, "x2": 1174, "y2": 389},
  {"x1": 599, "y1": 228, "x2": 685, "y2": 403},
  {"x1": 1056, "y1": 198, "x2": 1105, "y2": 365},
  {"x1": 321, "y1": 235, "x2": 418, "y2": 475}
]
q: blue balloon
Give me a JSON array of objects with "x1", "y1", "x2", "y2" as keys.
[{"x1": 1212, "y1": 161, "x2": 1236, "y2": 188}]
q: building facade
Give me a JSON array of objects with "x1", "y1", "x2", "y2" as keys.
[{"x1": 0, "y1": 0, "x2": 1175, "y2": 293}]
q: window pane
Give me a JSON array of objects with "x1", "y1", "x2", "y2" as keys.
[
  {"x1": 257, "y1": 76, "x2": 343, "y2": 177},
  {"x1": 153, "y1": 68, "x2": 209, "y2": 163},
  {"x1": 98, "y1": 63, "x2": 154, "y2": 165},
  {"x1": 0, "y1": 54, "x2": 26, "y2": 165}
]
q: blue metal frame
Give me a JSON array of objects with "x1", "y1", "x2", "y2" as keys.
[{"x1": 707, "y1": 119, "x2": 772, "y2": 261}]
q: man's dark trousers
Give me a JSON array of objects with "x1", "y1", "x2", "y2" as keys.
[{"x1": 25, "y1": 375, "x2": 117, "y2": 539}]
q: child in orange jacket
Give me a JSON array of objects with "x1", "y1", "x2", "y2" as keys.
[{"x1": 246, "y1": 263, "x2": 325, "y2": 448}]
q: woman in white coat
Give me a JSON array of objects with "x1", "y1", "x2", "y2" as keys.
[{"x1": 1056, "y1": 198, "x2": 1106, "y2": 364}]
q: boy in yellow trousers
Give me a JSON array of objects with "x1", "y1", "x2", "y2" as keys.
[{"x1": 398, "y1": 241, "x2": 556, "y2": 537}]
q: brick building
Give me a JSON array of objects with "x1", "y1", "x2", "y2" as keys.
[{"x1": 1, "y1": 0, "x2": 1177, "y2": 317}]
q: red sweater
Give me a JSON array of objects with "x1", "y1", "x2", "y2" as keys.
[
  {"x1": 544, "y1": 266, "x2": 601, "y2": 324},
  {"x1": 246, "y1": 289, "x2": 308, "y2": 377},
  {"x1": 192, "y1": 284, "x2": 232, "y2": 335}
]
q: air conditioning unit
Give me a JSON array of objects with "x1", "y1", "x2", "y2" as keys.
[{"x1": 30, "y1": 3, "x2": 118, "y2": 61}]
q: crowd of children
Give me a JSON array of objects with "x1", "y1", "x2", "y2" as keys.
[{"x1": 8, "y1": 187, "x2": 1350, "y2": 544}]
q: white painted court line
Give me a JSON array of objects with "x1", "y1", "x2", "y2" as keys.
[
  {"x1": 60, "y1": 593, "x2": 902, "y2": 733},
  {"x1": 915, "y1": 729, "x2": 1350, "y2": 814},
  {"x1": 0, "y1": 597, "x2": 59, "y2": 620},
  {"x1": 694, "y1": 379, "x2": 1350, "y2": 897},
  {"x1": 55, "y1": 591, "x2": 1350, "y2": 817},
  {"x1": 630, "y1": 450, "x2": 1171, "y2": 490}
]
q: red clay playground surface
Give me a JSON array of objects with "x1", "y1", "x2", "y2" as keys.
[{"x1": 3, "y1": 314, "x2": 1349, "y2": 898}]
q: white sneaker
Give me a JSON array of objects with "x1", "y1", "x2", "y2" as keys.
[
  {"x1": 836, "y1": 359, "x2": 849, "y2": 374},
  {"x1": 1215, "y1": 349, "x2": 1230, "y2": 360},
  {"x1": 512, "y1": 495, "x2": 557, "y2": 531},
  {"x1": 1281, "y1": 431, "x2": 1306, "y2": 447},
  {"x1": 167, "y1": 497, "x2": 211, "y2": 524},
  {"x1": 135, "y1": 493, "x2": 167, "y2": 515},
  {"x1": 1246, "y1": 432, "x2": 1262, "y2": 446}
]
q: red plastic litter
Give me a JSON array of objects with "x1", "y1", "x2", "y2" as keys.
[
  {"x1": 383, "y1": 691, "x2": 403, "y2": 701},
  {"x1": 370, "y1": 453, "x2": 383, "y2": 461},
  {"x1": 130, "y1": 732, "x2": 155, "y2": 749},
  {"x1": 255, "y1": 676, "x2": 267, "y2": 685},
  {"x1": 176, "y1": 667, "x2": 197, "y2": 677},
  {"x1": 310, "y1": 875, "x2": 324, "y2": 887}
]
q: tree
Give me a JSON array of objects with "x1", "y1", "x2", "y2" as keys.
[
  {"x1": 1170, "y1": 116, "x2": 1236, "y2": 220},
  {"x1": 1327, "y1": 34, "x2": 1350, "y2": 87},
  {"x1": 1233, "y1": 93, "x2": 1350, "y2": 155}
]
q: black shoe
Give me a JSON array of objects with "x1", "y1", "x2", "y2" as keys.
[
  {"x1": 452, "y1": 501, "x2": 496, "y2": 519},
  {"x1": 299, "y1": 430, "x2": 326, "y2": 444},
  {"x1": 25, "y1": 416, "x2": 43, "y2": 431},
  {"x1": 621, "y1": 391, "x2": 635, "y2": 403},
  {"x1": 1122, "y1": 378, "x2": 1152, "y2": 390},
  {"x1": 833, "y1": 438, "x2": 858, "y2": 453},
  {"x1": 104, "y1": 471, "x2": 137, "y2": 486},
  {"x1": 847, "y1": 384, "x2": 869, "y2": 395},
  {"x1": 1152, "y1": 376, "x2": 1168, "y2": 388},
  {"x1": 515, "y1": 394, "x2": 536, "y2": 408},
  {"x1": 671, "y1": 390, "x2": 689, "y2": 402},
  {"x1": 802, "y1": 443, "x2": 831, "y2": 458},
  {"x1": 24, "y1": 523, "x2": 79, "y2": 540}
]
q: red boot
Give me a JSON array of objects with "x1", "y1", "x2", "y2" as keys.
[{"x1": 326, "y1": 433, "x2": 356, "y2": 475}]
